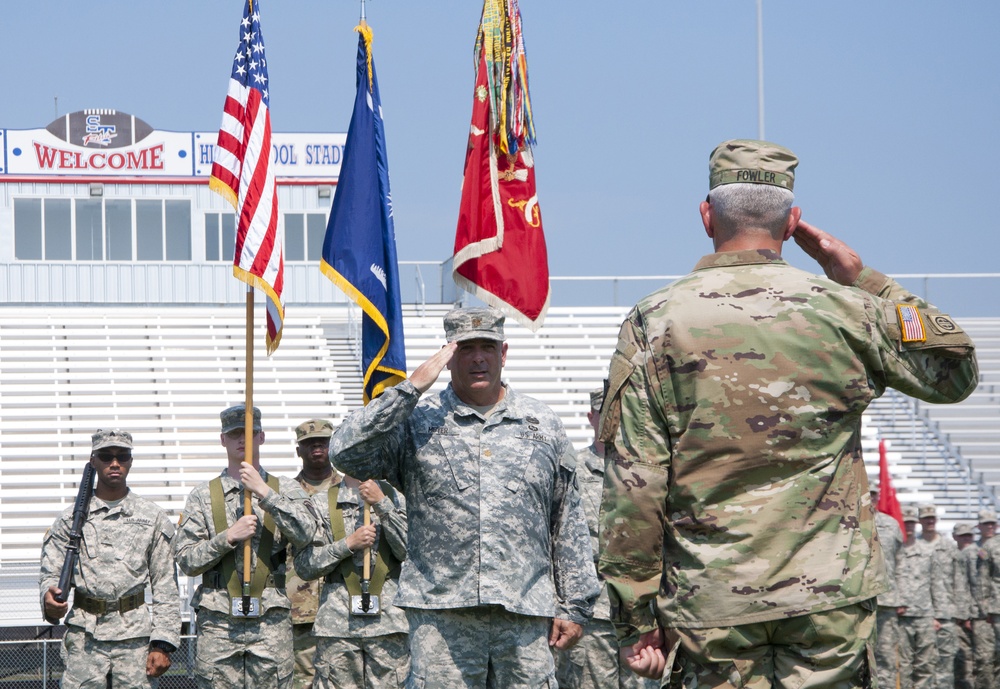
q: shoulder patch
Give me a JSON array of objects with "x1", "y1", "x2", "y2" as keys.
[
  {"x1": 926, "y1": 314, "x2": 962, "y2": 336},
  {"x1": 896, "y1": 304, "x2": 926, "y2": 343}
]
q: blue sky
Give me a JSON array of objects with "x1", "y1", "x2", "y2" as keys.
[{"x1": 3, "y1": 1, "x2": 998, "y2": 314}]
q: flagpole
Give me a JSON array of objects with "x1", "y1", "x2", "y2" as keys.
[
  {"x1": 756, "y1": 0, "x2": 765, "y2": 140},
  {"x1": 242, "y1": 284, "x2": 254, "y2": 613}
]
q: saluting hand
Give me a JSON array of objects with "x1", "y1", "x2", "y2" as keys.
[
  {"x1": 409, "y1": 342, "x2": 458, "y2": 394},
  {"x1": 793, "y1": 219, "x2": 864, "y2": 286},
  {"x1": 358, "y1": 480, "x2": 385, "y2": 506}
]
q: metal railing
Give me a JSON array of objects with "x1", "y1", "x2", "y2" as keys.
[{"x1": 2, "y1": 262, "x2": 998, "y2": 317}]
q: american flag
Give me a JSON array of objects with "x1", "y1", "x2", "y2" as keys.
[
  {"x1": 897, "y1": 304, "x2": 926, "y2": 343},
  {"x1": 209, "y1": 0, "x2": 284, "y2": 354}
]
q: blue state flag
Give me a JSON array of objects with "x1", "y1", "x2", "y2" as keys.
[{"x1": 321, "y1": 24, "x2": 406, "y2": 403}]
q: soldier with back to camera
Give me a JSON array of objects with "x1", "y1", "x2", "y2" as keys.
[{"x1": 598, "y1": 139, "x2": 978, "y2": 688}]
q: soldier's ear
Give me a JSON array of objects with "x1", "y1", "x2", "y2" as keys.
[
  {"x1": 782, "y1": 207, "x2": 802, "y2": 242},
  {"x1": 700, "y1": 200, "x2": 714, "y2": 238}
]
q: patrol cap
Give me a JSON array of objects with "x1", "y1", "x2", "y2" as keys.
[
  {"x1": 589, "y1": 387, "x2": 605, "y2": 413},
  {"x1": 869, "y1": 480, "x2": 880, "y2": 493},
  {"x1": 979, "y1": 509, "x2": 998, "y2": 525},
  {"x1": 709, "y1": 139, "x2": 798, "y2": 191},
  {"x1": 444, "y1": 307, "x2": 505, "y2": 343},
  {"x1": 901, "y1": 505, "x2": 919, "y2": 523},
  {"x1": 295, "y1": 418, "x2": 334, "y2": 443},
  {"x1": 221, "y1": 404, "x2": 262, "y2": 434},
  {"x1": 954, "y1": 523, "x2": 975, "y2": 536},
  {"x1": 918, "y1": 504, "x2": 937, "y2": 519},
  {"x1": 92, "y1": 428, "x2": 133, "y2": 451}
]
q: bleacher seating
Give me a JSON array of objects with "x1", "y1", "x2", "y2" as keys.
[{"x1": 1, "y1": 305, "x2": 998, "y2": 627}]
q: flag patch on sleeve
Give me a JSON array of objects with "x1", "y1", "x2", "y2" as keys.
[{"x1": 896, "y1": 304, "x2": 927, "y2": 343}]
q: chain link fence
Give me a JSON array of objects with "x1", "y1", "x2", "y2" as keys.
[
  {"x1": 0, "y1": 565, "x2": 202, "y2": 688},
  {"x1": 0, "y1": 633, "x2": 199, "y2": 688}
]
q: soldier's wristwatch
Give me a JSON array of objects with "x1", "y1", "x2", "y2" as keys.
[{"x1": 149, "y1": 640, "x2": 176, "y2": 654}]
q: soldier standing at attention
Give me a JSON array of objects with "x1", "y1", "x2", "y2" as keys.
[
  {"x1": 898, "y1": 505, "x2": 939, "y2": 689},
  {"x1": 40, "y1": 429, "x2": 180, "y2": 688},
  {"x1": 871, "y1": 482, "x2": 905, "y2": 689},
  {"x1": 329, "y1": 307, "x2": 600, "y2": 688},
  {"x1": 285, "y1": 419, "x2": 341, "y2": 689},
  {"x1": 975, "y1": 510, "x2": 999, "y2": 689},
  {"x1": 953, "y1": 522, "x2": 977, "y2": 689},
  {"x1": 174, "y1": 405, "x2": 318, "y2": 689},
  {"x1": 918, "y1": 504, "x2": 960, "y2": 689},
  {"x1": 294, "y1": 467, "x2": 410, "y2": 687},
  {"x1": 553, "y1": 387, "x2": 658, "y2": 689},
  {"x1": 597, "y1": 139, "x2": 978, "y2": 687}
]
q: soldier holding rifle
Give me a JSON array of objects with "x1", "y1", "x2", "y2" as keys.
[
  {"x1": 39, "y1": 428, "x2": 180, "y2": 688},
  {"x1": 173, "y1": 405, "x2": 318, "y2": 689},
  {"x1": 329, "y1": 307, "x2": 599, "y2": 688}
]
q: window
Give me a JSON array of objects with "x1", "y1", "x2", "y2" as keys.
[
  {"x1": 106, "y1": 201, "x2": 133, "y2": 260},
  {"x1": 205, "y1": 212, "x2": 237, "y2": 261},
  {"x1": 13, "y1": 199, "x2": 42, "y2": 259},
  {"x1": 165, "y1": 200, "x2": 192, "y2": 260},
  {"x1": 12, "y1": 197, "x2": 191, "y2": 261},
  {"x1": 283, "y1": 212, "x2": 328, "y2": 261},
  {"x1": 44, "y1": 199, "x2": 72, "y2": 260},
  {"x1": 75, "y1": 199, "x2": 103, "y2": 260}
]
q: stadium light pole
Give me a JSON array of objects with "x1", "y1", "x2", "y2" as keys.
[{"x1": 757, "y1": 0, "x2": 765, "y2": 140}]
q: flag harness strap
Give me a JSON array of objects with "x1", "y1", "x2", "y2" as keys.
[
  {"x1": 327, "y1": 482, "x2": 399, "y2": 598},
  {"x1": 209, "y1": 474, "x2": 280, "y2": 601}
]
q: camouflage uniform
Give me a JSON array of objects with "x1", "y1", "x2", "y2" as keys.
[
  {"x1": 955, "y1": 527, "x2": 996, "y2": 689},
  {"x1": 40, "y1": 490, "x2": 181, "y2": 689},
  {"x1": 294, "y1": 478, "x2": 410, "y2": 688},
  {"x1": 553, "y1": 442, "x2": 658, "y2": 689},
  {"x1": 330, "y1": 377, "x2": 600, "y2": 688},
  {"x1": 923, "y1": 528, "x2": 960, "y2": 689},
  {"x1": 874, "y1": 510, "x2": 904, "y2": 689},
  {"x1": 174, "y1": 468, "x2": 317, "y2": 689},
  {"x1": 979, "y1": 532, "x2": 1000, "y2": 689},
  {"x1": 598, "y1": 138, "x2": 977, "y2": 689},
  {"x1": 286, "y1": 471, "x2": 337, "y2": 689},
  {"x1": 898, "y1": 534, "x2": 939, "y2": 689}
]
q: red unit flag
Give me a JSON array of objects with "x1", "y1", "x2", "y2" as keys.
[{"x1": 452, "y1": 0, "x2": 549, "y2": 332}]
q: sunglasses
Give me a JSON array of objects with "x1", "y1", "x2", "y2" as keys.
[{"x1": 94, "y1": 452, "x2": 133, "y2": 463}]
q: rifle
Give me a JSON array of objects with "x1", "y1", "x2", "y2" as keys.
[{"x1": 45, "y1": 462, "x2": 96, "y2": 624}]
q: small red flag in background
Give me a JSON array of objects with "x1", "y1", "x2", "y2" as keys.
[
  {"x1": 877, "y1": 439, "x2": 905, "y2": 536},
  {"x1": 452, "y1": 0, "x2": 549, "y2": 332}
]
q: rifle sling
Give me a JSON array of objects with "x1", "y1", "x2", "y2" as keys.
[
  {"x1": 209, "y1": 474, "x2": 281, "y2": 600},
  {"x1": 328, "y1": 482, "x2": 398, "y2": 598}
]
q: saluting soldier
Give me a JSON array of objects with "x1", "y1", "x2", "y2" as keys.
[
  {"x1": 284, "y1": 419, "x2": 342, "y2": 689},
  {"x1": 40, "y1": 429, "x2": 180, "y2": 688},
  {"x1": 174, "y1": 405, "x2": 318, "y2": 689},
  {"x1": 329, "y1": 307, "x2": 599, "y2": 688},
  {"x1": 294, "y1": 466, "x2": 410, "y2": 688}
]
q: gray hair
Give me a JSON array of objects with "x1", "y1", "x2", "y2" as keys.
[{"x1": 708, "y1": 183, "x2": 794, "y2": 239}]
